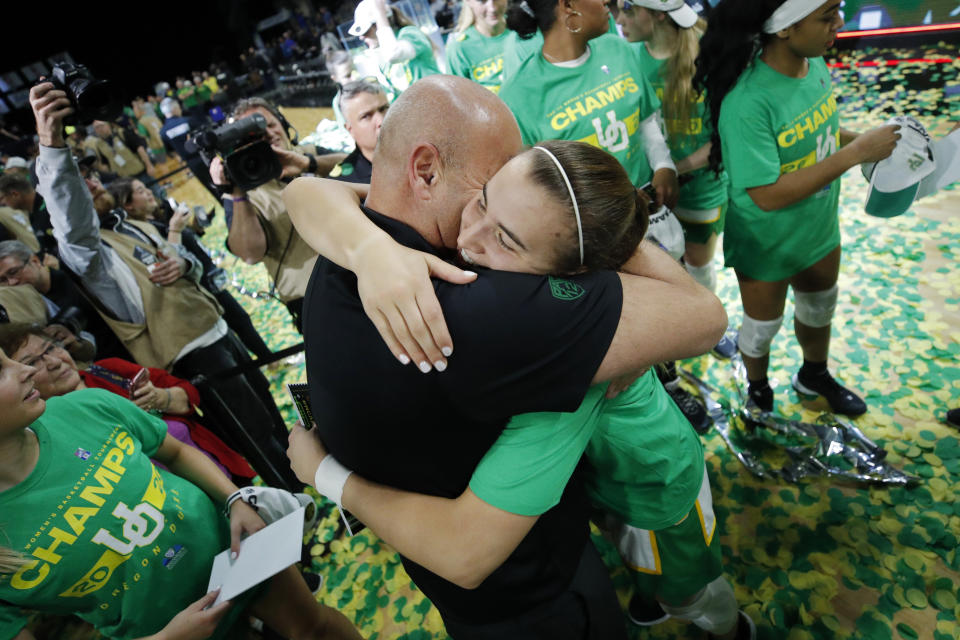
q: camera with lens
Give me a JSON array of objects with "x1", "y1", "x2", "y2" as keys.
[
  {"x1": 46, "y1": 63, "x2": 122, "y2": 125},
  {"x1": 190, "y1": 114, "x2": 282, "y2": 191},
  {"x1": 51, "y1": 305, "x2": 88, "y2": 337}
]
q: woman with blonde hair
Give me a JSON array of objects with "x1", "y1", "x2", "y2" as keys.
[
  {"x1": 617, "y1": 0, "x2": 734, "y2": 360},
  {"x1": 446, "y1": 0, "x2": 514, "y2": 93}
]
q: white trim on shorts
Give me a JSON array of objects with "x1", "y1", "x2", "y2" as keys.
[
  {"x1": 612, "y1": 465, "x2": 716, "y2": 575},
  {"x1": 673, "y1": 205, "x2": 722, "y2": 225}
]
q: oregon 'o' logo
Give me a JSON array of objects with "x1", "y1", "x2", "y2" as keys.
[{"x1": 549, "y1": 277, "x2": 585, "y2": 301}]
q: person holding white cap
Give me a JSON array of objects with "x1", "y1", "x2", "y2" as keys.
[
  {"x1": 348, "y1": 0, "x2": 442, "y2": 96},
  {"x1": 694, "y1": 0, "x2": 901, "y2": 416},
  {"x1": 616, "y1": 0, "x2": 737, "y2": 360}
]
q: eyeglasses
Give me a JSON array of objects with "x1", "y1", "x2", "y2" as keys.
[
  {"x1": 18, "y1": 341, "x2": 63, "y2": 368},
  {"x1": 0, "y1": 262, "x2": 26, "y2": 285}
]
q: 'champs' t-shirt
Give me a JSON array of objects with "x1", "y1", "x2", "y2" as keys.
[
  {"x1": 500, "y1": 34, "x2": 661, "y2": 187},
  {"x1": 0, "y1": 390, "x2": 245, "y2": 640},
  {"x1": 446, "y1": 26, "x2": 514, "y2": 94},
  {"x1": 470, "y1": 369, "x2": 704, "y2": 531},
  {"x1": 633, "y1": 42, "x2": 728, "y2": 211},
  {"x1": 381, "y1": 26, "x2": 442, "y2": 95},
  {"x1": 719, "y1": 57, "x2": 841, "y2": 281}
]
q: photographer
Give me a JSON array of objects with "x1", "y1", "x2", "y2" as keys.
[
  {"x1": 30, "y1": 80, "x2": 299, "y2": 491},
  {"x1": 212, "y1": 98, "x2": 345, "y2": 330},
  {"x1": 107, "y1": 177, "x2": 272, "y2": 361}
]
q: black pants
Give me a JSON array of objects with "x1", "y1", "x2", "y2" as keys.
[
  {"x1": 216, "y1": 290, "x2": 273, "y2": 360},
  {"x1": 173, "y1": 332, "x2": 299, "y2": 490},
  {"x1": 442, "y1": 541, "x2": 628, "y2": 640}
]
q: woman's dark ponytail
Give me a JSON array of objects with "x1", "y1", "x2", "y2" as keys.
[
  {"x1": 506, "y1": 0, "x2": 557, "y2": 39},
  {"x1": 693, "y1": 0, "x2": 784, "y2": 175}
]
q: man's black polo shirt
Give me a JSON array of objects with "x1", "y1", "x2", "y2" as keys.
[
  {"x1": 328, "y1": 147, "x2": 372, "y2": 184},
  {"x1": 302, "y1": 207, "x2": 623, "y2": 624}
]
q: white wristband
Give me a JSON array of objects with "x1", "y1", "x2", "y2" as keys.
[{"x1": 314, "y1": 454, "x2": 353, "y2": 507}]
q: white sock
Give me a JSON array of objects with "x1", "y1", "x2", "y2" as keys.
[{"x1": 685, "y1": 262, "x2": 716, "y2": 293}]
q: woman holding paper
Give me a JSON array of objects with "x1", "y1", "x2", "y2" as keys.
[{"x1": 0, "y1": 346, "x2": 363, "y2": 640}]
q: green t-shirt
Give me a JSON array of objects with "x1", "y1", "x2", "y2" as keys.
[
  {"x1": 177, "y1": 86, "x2": 197, "y2": 110},
  {"x1": 502, "y1": 15, "x2": 617, "y2": 87},
  {"x1": 500, "y1": 33, "x2": 661, "y2": 187},
  {"x1": 719, "y1": 57, "x2": 841, "y2": 281},
  {"x1": 470, "y1": 370, "x2": 704, "y2": 531},
  {"x1": 446, "y1": 26, "x2": 513, "y2": 94},
  {"x1": 381, "y1": 26, "x2": 442, "y2": 95},
  {"x1": 0, "y1": 390, "x2": 245, "y2": 640},
  {"x1": 633, "y1": 42, "x2": 728, "y2": 210},
  {"x1": 194, "y1": 83, "x2": 212, "y2": 105}
]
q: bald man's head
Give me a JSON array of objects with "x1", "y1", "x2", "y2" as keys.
[{"x1": 367, "y1": 75, "x2": 522, "y2": 249}]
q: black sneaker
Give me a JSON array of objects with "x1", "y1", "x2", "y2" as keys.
[
  {"x1": 729, "y1": 610, "x2": 756, "y2": 640},
  {"x1": 792, "y1": 370, "x2": 867, "y2": 416},
  {"x1": 747, "y1": 381, "x2": 774, "y2": 413},
  {"x1": 627, "y1": 595, "x2": 670, "y2": 627},
  {"x1": 711, "y1": 330, "x2": 739, "y2": 360},
  {"x1": 666, "y1": 383, "x2": 713, "y2": 433},
  {"x1": 946, "y1": 408, "x2": 960, "y2": 429}
]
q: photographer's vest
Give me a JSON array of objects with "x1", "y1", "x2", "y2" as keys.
[
  {"x1": 0, "y1": 206, "x2": 41, "y2": 253},
  {"x1": 0, "y1": 284, "x2": 46, "y2": 325},
  {"x1": 85, "y1": 135, "x2": 145, "y2": 177},
  {"x1": 95, "y1": 219, "x2": 223, "y2": 370},
  {"x1": 138, "y1": 114, "x2": 165, "y2": 151},
  {"x1": 248, "y1": 179, "x2": 318, "y2": 302}
]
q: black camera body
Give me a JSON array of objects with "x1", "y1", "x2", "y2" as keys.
[
  {"x1": 47, "y1": 63, "x2": 122, "y2": 125},
  {"x1": 190, "y1": 114, "x2": 282, "y2": 191}
]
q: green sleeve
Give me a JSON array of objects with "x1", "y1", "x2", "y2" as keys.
[
  {"x1": 88, "y1": 388, "x2": 168, "y2": 457},
  {"x1": 446, "y1": 36, "x2": 469, "y2": 78},
  {"x1": 469, "y1": 385, "x2": 608, "y2": 516},
  {"x1": 720, "y1": 91, "x2": 781, "y2": 190},
  {"x1": 399, "y1": 27, "x2": 432, "y2": 60}
]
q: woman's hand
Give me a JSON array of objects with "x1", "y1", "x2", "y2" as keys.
[
  {"x1": 132, "y1": 380, "x2": 167, "y2": 412},
  {"x1": 228, "y1": 500, "x2": 265, "y2": 559},
  {"x1": 354, "y1": 235, "x2": 477, "y2": 372},
  {"x1": 651, "y1": 168, "x2": 679, "y2": 210},
  {"x1": 168, "y1": 206, "x2": 191, "y2": 234},
  {"x1": 287, "y1": 421, "x2": 328, "y2": 486},
  {"x1": 152, "y1": 589, "x2": 231, "y2": 640},
  {"x1": 850, "y1": 124, "x2": 901, "y2": 164}
]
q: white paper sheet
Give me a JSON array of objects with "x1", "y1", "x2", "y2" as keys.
[{"x1": 206, "y1": 506, "x2": 305, "y2": 605}]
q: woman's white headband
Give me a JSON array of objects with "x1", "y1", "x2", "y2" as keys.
[
  {"x1": 533, "y1": 146, "x2": 584, "y2": 266},
  {"x1": 763, "y1": 0, "x2": 822, "y2": 33}
]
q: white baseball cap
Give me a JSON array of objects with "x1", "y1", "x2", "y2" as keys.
[
  {"x1": 862, "y1": 116, "x2": 935, "y2": 218},
  {"x1": 349, "y1": 0, "x2": 388, "y2": 37},
  {"x1": 626, "y1": 0, "x2": 699, "y2": 29},
  {"x1": 3, "y1": 157, "x2": 28, "y2": 170}
]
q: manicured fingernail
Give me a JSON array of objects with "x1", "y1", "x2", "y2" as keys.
[
  {"x1": 230, "y1": 551, "x2": 237, "y2": 561},
  {"x1": 434, "y1": 360, "x2": 447, "y2": 372},
  {"x1": 463, "y1": 271, "x2": 477, "y2": 277},
  {"x1": 398, "y1": 354, "x2": 410, "y2": 365},
  {"x1": 418, "y1": 361, "x2": 431, "y2": 373},
  {"x1": 441, "y1": 346, "x2": 452, "y2": 357}
]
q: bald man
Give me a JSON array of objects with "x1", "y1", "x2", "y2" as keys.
[{"x1": 291, "y1": 76, "x2": 726, "y2": 638}]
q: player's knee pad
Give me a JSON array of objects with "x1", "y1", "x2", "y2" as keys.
[
  {"x1": 661, "y1": 576, "x2": 739, "y2": 635},
  {"x1": 738, "y1": 314, "x2": 783, "y2": 358},
  {"x1": 685, "y1": 262, "x2": 717, "y2": 293},
  {"x1": 794, "y1": 284, "x2": 838, "y2": 328}
]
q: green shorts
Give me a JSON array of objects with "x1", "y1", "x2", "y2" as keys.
[
  {"x1": 593, "y1": 464, "x2": 723, "y2": 605},
  {"x1": 674, "y1": 203, "x2": 726, "y2": 245}
]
